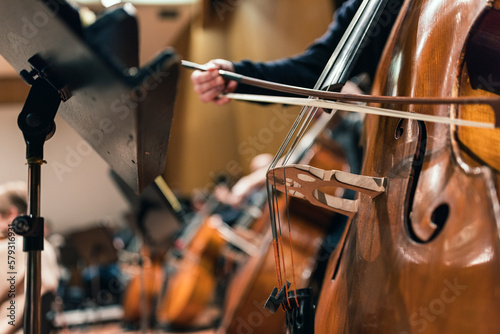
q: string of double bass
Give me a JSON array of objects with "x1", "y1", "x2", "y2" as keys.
[
  {"x1": 267, "y1": 106, "x2": 324, "y2": 308},
  {"x1": 265, "y1": 41, "x2": 342, "y2": 306},
  {"x1": 265, "y1": 26, "x2": 334, "y2": 303},
  {"x1": 265, "y1": 0, "x2": 392, "y2": 309}
]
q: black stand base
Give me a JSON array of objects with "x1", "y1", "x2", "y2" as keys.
[{"x1": 285, "y1": 288, "x2": 315, "y2": 334}]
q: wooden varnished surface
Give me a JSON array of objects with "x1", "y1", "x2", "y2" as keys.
[{"x1": 314, "y1": 0, "x2": 500, "y2": 333}]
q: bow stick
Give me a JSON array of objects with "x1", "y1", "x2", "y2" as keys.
[
  {"x1": 224, "y1": 94, "x2": 494, "y2": 129},
  {"x1": 182, "y1": 60, "x2": 500, "y2": 128}
]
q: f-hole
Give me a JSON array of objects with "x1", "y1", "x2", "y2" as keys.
[
  {"x1": 404, "y1": 121, "x2": 448, "y2": 243},
  {"x1": 428, "y1": 203, "x2": 449, "y2": 241},
  {"x1": 405, "y1": 120, "x2": 427, "y2": 243},
  {"x1": 395, "y1": 118, "x2": 405, "y2": 139}
]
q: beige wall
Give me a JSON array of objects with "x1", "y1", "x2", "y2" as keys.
[
  {"x1": 164, "y1": 0, "x2": 335, "y2": 196},
  {"x1": 0, "y1": 104, "x2": 130, "y2": 234}
]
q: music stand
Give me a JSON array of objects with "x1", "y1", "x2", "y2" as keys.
[{"x1": 0, "y1": 1, "x2": 179, "y2": 333}]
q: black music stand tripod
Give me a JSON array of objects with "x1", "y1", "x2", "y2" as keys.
[{"x1": 12, "y1": 62, "x2": 63, "y2": 333}]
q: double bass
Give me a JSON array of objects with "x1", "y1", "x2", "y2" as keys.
[{"x1": 290, "y1": 0, "x2": 500, "y2": 332}]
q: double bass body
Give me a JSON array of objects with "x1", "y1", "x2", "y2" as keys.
[{"x1": 315, "y1": 0, "x2": 500, "y2": 332}]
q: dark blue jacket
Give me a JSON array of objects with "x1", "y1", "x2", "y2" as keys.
[{"x1": 232, "y1": 0, "x2": 403, "y2": 95}]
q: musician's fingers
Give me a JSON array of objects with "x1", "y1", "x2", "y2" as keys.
[
  {"x1": 190, "y1": 59, "x2": 236, "y2": 104},
  {"x1": 199, "y1": 84, "x2": 226, "y2": 103},
  {"x1": 191, "y1": 67, "x2": 220, "y2": 85},
  {"x1": 210, "y1": 80, "x2": 237, "y2": 105},
  {"x1": 208, "y1": 59, "x2": 234, "y2": 72},
  {"x1": 193, "y1": 75, "x2": 225, "y2": 95},
  {"x1": 225, "y1": 80, "x2": 238, "y2": 94}
]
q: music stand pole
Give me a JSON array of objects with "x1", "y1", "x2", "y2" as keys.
[
  {"x1": 24, "y1": 165, "x2": 42, "y2": 334},
  {"x1": 13, "y1": 73, "x2": 61, "y2": 334}
]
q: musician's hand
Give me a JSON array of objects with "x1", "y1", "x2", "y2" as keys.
[
  {"x1": 213, "y1": 175, "x2": 258, "y2": 208},
  {"x1": 228, "y1": 153, "x2": 272, "y2": 206},
  {"x1": 227, "y1": 172, "x2": 264, "y2": 207},
  {"x1": 214, "y1": 154, "x2": 272, "y2": 208},
  {"x1": 190, "y1": 59, "x2": 238, "y2": 105}
]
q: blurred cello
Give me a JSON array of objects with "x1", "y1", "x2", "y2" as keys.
[
  {"x1": 155, "y1": 168, "x2": 270, "y2": 328},
  {"x1": 122, "y1": 246, "x2": 164, "y2": 328}
]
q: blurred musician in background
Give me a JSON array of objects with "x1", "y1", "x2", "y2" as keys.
[{"x1": 0, "y1": 182, "x2": 60, "y2": 334}]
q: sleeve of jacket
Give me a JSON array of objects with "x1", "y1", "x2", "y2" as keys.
[{"x1": 232, "y1": 0, "x2": 401, "y2": 96}]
